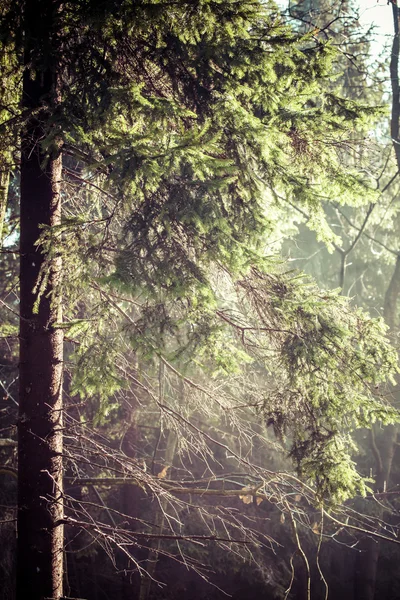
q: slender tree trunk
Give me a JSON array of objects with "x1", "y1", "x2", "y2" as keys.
[
  {"x1": 0, "y1": 168, "x2": 9, "y2": 246},
  {"x1": 0, "y1": 44, "x2": 12, "y2": 247},
  {"x1": 17, "y1": 1, "x2": 64, "y2": 599}
]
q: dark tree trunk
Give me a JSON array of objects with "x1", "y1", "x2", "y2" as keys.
[{"x1": 17, "y1": 1, "x2": 64, "y2": 599}]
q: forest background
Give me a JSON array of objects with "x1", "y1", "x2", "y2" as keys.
[{"x1": 1, "y1": 1, "x2": 400, "y2": 599}]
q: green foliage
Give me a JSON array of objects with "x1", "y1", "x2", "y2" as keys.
[
  {"x1": 239, "y1": 269, "x2": 399, "y2": 500},
  {"x1": 57, "y1": 0, "x2": 398, "y2": 501},
  {"x1": 50, "y1": 0, "x2": 383, "y2": 289},
  {"x1": 2, "y1": 0, "x2": 398, "y2": 505},
  {"x1": 298, "y1": 435, "x2": 374, "y2": 504}
]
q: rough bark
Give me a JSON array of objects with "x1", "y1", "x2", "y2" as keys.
[{"x1": 17, "y1": 1, "x2": 64, "y2": 599}]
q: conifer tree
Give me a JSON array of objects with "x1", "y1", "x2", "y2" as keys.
[
  {"x1": 1, "y1": 1, "x2": 400, "y2": 598},
  {"x1": 282, "y1": 1, "x2": 400, "y2": 597}
]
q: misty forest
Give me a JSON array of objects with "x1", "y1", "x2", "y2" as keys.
[{"x1": 2, "y1": 1, "x2": 400, "y2": 599}]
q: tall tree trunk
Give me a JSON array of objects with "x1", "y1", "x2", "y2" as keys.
[
  {"x1": 0, "y1": 40, "x2": 13, "y2": 247},
  {"x1": 0, "y1": 168, "x2": 9, "y2": 246},
  {"x1": 17, "y1": 1, "x2": 64, "y2": 599}
]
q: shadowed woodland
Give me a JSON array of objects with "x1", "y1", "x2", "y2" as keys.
[{"x1": 1, "y1": 1, "x2": 400, "y2": 599}]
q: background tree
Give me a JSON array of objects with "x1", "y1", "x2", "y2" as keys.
[{"x1": 281, "y1": 2, "x2": 400, "y2": 599}]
